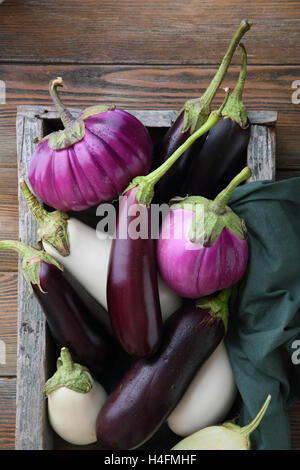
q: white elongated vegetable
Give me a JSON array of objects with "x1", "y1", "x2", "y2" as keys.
[
  {"x1": 172, "y1": 394, "x2": 271, "y2": 450},
  {"x1": 45, "y1": 347, "x2": 107, "y2": 445},
  {"x1": 167, "y1": 341, "x2": 237, "y2": 436},
  {"x1": 20, "y1": 180, "x2": 182, "y2": 321}
]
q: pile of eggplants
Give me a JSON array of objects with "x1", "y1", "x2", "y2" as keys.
[{"x1": 8, "y1": 19, "x2": 269, "y2": 451}]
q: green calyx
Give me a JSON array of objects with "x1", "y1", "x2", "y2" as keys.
[
  {"x1": 80, "y1": 104, "x2": 116, "y2": 120},
  {"x1": 46, "y1": 119, "x2": 85, "y2": 150},
  {"x1": 195, "y1": 287, "x2": 232, "y2": 331},
  {"x1": 0, "y1": 240, "x2": 63, "y2": 293},
  {"x1": 221, "y1": 43, "x2": 248, "y2": 128},
  {"x1": 172, "y1": 166, "x2": 251, "y2": 246},
  {"x1": 181, "y1": 19, "x2": 252, "y2": 133},
  {"x1": 44, "y1": 347, "x2": 92, "y2": 397},
  {"x1": 126, "y1": 91, "x2": 230, "y2": 207},
  {"x1": 45, "y1": 78, "x2": 116, "y2": 150},
  {"x1": 20, "y1": 179, "x2": 70, "y2": 257}
]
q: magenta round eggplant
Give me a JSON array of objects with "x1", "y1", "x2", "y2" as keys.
[
  {"x1": 107, "y1": 186, "x2": 163, "y2": 357},
  {"x1": 157, "y1": 208, "x2": 248, "y2": 298},
  {"x1": 28, "y1": 78, "x2": 153, "y2": 211}
]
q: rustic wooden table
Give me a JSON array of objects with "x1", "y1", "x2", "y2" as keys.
[{"x1": 0, "y1": 0, "x2": 300, "y2": 450}]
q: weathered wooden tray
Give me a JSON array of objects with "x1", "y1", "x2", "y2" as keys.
[{"x1": 16, "y1": 105, "x2": 277, "y2": 450}]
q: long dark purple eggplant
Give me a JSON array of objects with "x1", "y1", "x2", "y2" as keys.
[
  {"x1": 151, "y1": 19, "x2": 252, "y2": 204},
  {"x1": 96, "y1": 288, "x2": 231, "y2": 450},
  {"x1": 0, "y1": 240, "x2": 125, "y2": 378},
  {"x1": 107, "y1": 185, "x2": 163, "y2": 358},
  {"x1": 179, "y1": 44, "x2": 250, "y2": 199}
]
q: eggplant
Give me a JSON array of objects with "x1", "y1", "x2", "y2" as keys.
[
  {"x1": 106, "y1": 101, "x2": 227, "y2": 358},
  {"x1": 179, "y1": 44, "x2": 250, "y2": 199},
  {"x1": 0, "y1": 240, "x2": 122, "y2": 377},
  {"x1": 151, "y1": 19, "x2": 252, "y2": 204},
  {"x1": 29, "y1": 77, "x2": 153, "y2": 212},
  {"x1": 96, "y1": 288, "x2": 231, "y2": 450}
]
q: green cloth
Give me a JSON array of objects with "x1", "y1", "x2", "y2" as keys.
[{"x1": 226, "y1": 176, "x2": 300, "y2": 450}]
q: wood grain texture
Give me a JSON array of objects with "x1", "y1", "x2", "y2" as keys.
[
  {"x1": 0, "y1": 1, "x2": 299, "y2": 65},
  {"x1": 0, "y1": 167, "x2": 18, "y2": 271},
  {"x1": 0, "y1": 64, "x2": 299, "y2": 173},
  {"x1": 0, "y1": 273, "x2": 17, "y2": 377},
  {"x1": 0, "y1": 378, "x2": 16, "y2": 450}
]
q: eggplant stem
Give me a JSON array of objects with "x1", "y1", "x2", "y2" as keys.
[
  {"x1": 200, "y1": 20, "x2": 252, "y2": 108},
  {"x1": 58, "y1": 347, "x2": 75, "y2": 372},
  {"x1": 221, "y1": 43, "x2": 248, "y2": 128},
  {"x1": 211, "y1": 166, "x2": 252, "y2": 214},
  {"x1": 20, "y1": 179, "x2": 48, "y2": 226},
  {"x1": 0, "y1": 239, "x2": 29, "y2": 259},
  {"x1": 240, "y1": 395, "x2": 271, "y2": 437},
  {"x1": 49, "y1": 77, "x2": 76, "y2": 128},
  {"x1": 131, "y1": 89, "x2": 230, "y2": 207}
]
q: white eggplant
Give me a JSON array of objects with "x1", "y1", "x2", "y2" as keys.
[
  {"x1": 45, "y1": 347, "x2": 107, "y2": 445},
  {"x1": 167, "y1": 341, "x2": 237, "y2": 437},
  {"x1": 171, "y1": 395, "x2": 271, "y2": 450},
  {"x1": 20, "y1": 179, "x2": 182, "y2": 321}
]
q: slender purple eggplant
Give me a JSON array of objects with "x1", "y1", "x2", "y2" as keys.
[
  {"x1": 96, "y1": 288, "x2": 231, "y2": 450},
  {"x1": 107, "y1": 96, "x2": 229, "y2": 358},
  {"x1": 0, "y1": 240, "x2": 124, "y2": 378},
  {"x1": 151, "y1": 19, "x2": 252, "y2": 204},
  {"x1": 179, "y1": 44, "x2": 250, "y2": 199}
]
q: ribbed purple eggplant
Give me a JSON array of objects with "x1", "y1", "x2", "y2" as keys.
[
  {"x1": 107, "y1": 186, "x2": 163, "y2": 358},
  {"x1": 0, "y1": 240, "x2": 122, "y2": 377},
  {"x1": 157, "y1": 167, "x2": 251, "y2": 299},
  {"x1": 179, "y1": 44, "x2": 250, "y2": 200},
  {"x1": 151, "y1": 20, "x2": 252, "y2": 204},
  {"x1": 96, "y1": 289, "x2": 231, "y2": 450},
  {"x1": 28, "y1": 77, "x2": 153, "y2": 212}
]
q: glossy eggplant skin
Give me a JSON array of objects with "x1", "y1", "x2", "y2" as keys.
[
  {"x1": 151, "y1": 112, "x2": 206, "y2": 205},
  {"x1": 107, "y1": 187, "x2": 163, "y2": 358},
  {"x1": 96, "y1": 301, "x2": 225, "y2": 450},
  {"x1": 179, "y1": 118, "x2": 250, "y2": 200},
  {"x1": 32, "y1": 261, "x2": 119, "y2": 378}
]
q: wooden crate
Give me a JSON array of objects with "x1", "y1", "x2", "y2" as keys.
[{"x1": 16, "y1": 105, "x2": 277, "y2": 450}]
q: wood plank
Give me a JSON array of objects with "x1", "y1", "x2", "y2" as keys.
[
  {"x1": 0, "y1": 377, "x2": 16, "y2": 450},
  {"x1": 0, "y1": 1, "x2": 299, "y2": 65},
  {"x1": 16, "y1": 112, "x2": 52, "y2": 450},
  {"x1": 0, "y1": 167, "x2": 18, "y2": 272},
  {"x1": 0, "y1": 273, "x2": 17, "y2": 377},
  {"x1": 0, "y1": 64, "x2": 300, "y2": 172}
]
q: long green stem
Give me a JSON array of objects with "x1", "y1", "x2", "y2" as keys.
[
  {"x1": 182, "y1": 19, "x2": 252, "y2": 132},
  {"x1": 131, "y1": 89, "x2": 230, "y2": 207},
  {"x1": 201, "y1": 20, "x2": 251, "y2": 106},
  {"x1": 49, "y1": 77, "x2": 76, "y2": 128},
  {"x1": 211, "y1": 166, "x2": 251, "y2": 214},
  {"x1": 240, "y1": 395, "x2": 271, "y2": 437}
]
